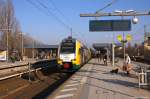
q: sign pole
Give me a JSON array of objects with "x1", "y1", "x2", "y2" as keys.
[{"x1": 112, "y1": 32, "x2": 115, "y2": 67}]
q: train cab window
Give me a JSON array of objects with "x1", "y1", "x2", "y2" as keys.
[{"x1": 60, "y1": 42, "x2": 75, "y2": 53}]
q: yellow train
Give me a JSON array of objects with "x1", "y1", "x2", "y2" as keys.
[{"x1": 57, "y1": 36, "x2": 91, "y2": 71}]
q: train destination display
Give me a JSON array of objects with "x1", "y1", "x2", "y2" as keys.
[{"x1": 89, "y1": 20, "x2": 131, "y2": 31}]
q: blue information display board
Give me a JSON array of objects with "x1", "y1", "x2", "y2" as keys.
[{"x1": 89, "y1": 20, "x2": 131, "y2": 31}]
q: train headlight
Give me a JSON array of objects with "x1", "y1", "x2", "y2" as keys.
[
  {"x1": 57, "y1": 58, "x2": 63, "y2": 65},
  {"x1": 71, "y1": 59, "x2": 76, "y2": 61},
  {"x1": 57, "y1": 58, "x2": 62, "y2": 61},
  {"x1": 71, "y1": 59, "x2": 76, "y2": 63}
]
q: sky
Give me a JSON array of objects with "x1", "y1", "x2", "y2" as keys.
[{"x1": 12, "y1": 0, "x2": 150, "y2": 47}]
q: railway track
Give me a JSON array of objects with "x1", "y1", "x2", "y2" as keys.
[
  {"x1": 130, "y1": 56, "x2": 150, "y2": 65},
  {"x1": 0, "y1": 59, "x2": 57, "y2": 81},
  {"x1": 0, "y1": 59, "x2": 73, "y2": 99}
]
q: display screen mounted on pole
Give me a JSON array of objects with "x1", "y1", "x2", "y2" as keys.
[{"x1": 89, "y1": 20, "x2": 131, "y2": 31}]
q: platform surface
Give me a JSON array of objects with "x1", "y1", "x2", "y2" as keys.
[{"x1": 48, "y1": 59, "x2": 150, "y2": 99}]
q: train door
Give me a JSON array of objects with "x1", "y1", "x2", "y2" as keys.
[{"x1": 79, "y1": 47, "x2": 84, "y2": 65}]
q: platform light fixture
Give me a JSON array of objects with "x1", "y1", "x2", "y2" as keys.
[
  {"x1": 114, "y1": 10, "x2": 139, "y2": 24},
  {"x1": 132, "y1": 16, "x2": 139, "y2": 24},
  {"x1": 80, "y1": 9, "x2": 150, "y2": 67},
  {"x1": 125, "y1": 9, "x2": 135, "y2": 13},
  {"x1": 114, "y1": 10, "x2": 123, "y2": 13}
]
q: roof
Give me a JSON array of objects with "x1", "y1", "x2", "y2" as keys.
[
  {"x1": 62, "y1": 36, "x2": 76, "y2": 43},
  {"x1": 115, "y1": 43, "x2": 122, "y2": 47},
  {"x1": 24, "y1": 44, "x2": 58, "y2": 49},
  {"x1": 93, "y1": 43, "x2": 112, "y2": 50}
]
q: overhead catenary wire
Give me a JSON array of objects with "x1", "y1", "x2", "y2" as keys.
[
  {"x1": 48, "y1": 0, "x2": 71, "y2": 26},
  {"x1": 72, "y1": 30, "x2": 88, "y2": 46},
  {"x1": 26, "y1": 0, "x2": 71, "y2": 30},
  {"x1": 36, "y1": 0, "x2": 71, "y2": 30},
  {"x1": 46, "y1": 0, "x2": 74, "y2": 37},
  {"x1": 26, "y1": 0, "x2": 50, "y2": 17},
  {"x1": 46, "y1": 0, "x2": 88, "y2": 44},
  {"x1": 26, "y1": 0, "x2": 88, "y2": 45},
  {"x1": 95, "y1": 0, "x2": 118, "y2": 13}
]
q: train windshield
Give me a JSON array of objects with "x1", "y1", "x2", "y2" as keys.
[{"x1": 60, "y1": 42, "x2": 75, "y2": 53}]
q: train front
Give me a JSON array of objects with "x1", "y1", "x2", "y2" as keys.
[{"x1": 57, "y1": 37, "x2": 77, "y2": 71}]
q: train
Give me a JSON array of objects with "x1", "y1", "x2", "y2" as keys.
[{"x1": 57, "y1": 36, "x2": 91, "y2": 72}]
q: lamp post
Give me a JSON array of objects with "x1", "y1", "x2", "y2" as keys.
[
  {"x1": 16, "y1": 32, "x2": 24, "y2": 61},
  {"x1": 112, "y1": 32, "x2": 115, "y2": 67},
  {"x1": 117, "y1": 34, "x2": 132, "y2": 61},
  {"x1": 19, "y1": 32, "x2": 24, "y2": 61},
  {"x1": 32, "y1": 39, "x2": 35, "y2": 59},
  {"x1": 114, "y1": 10, "x2": 135, "y2": 62},
  {"x1": 21, "y1": 33, "x2": 24, "y2": 60},
  {"x1": 80, "y1": 10, "x2": 150, "y2": 65},
  {"x1": 121, "y1": 39, "x2": 127, "y2": 62}
]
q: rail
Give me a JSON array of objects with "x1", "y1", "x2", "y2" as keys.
[{"x1": 0, "y1": 59, "x2": 57, "y2": 81}]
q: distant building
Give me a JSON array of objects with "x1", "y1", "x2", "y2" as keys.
[
  {"x1": 93, "y1": 43, "x2": 111, "y2": 52},
  {"x1": 0, "y1": 44, "x2": 7, "y2": 61},
  {"x1": 24, "y1": 44, "x2": 58, "y2": 59}
]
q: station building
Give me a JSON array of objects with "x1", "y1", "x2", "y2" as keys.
[
  {"x1": 0, "y1": 44, "x2": 7, "y2": 61},
  {"x1": 24, "y1": 44, "x2": 58, "y2": 59}
]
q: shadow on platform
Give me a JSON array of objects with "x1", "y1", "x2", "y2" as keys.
[
  {"x1": 91, "y1": 68, "x2": 109, "y2": 73},
  {"x1": 87, "y1": 62, "x2": 106, "y2": 66},
  {"x1": 69, "y1": 76, "x2": 135, "y2": 98},
  {"x1": 102, "y1": 72, "x2": 137, "y2": 79},
  {"x1": 75, "y1": 73, "x2": 138, "y2": 89},
  {"x1": 85, "y1": 81, "x2": 135, "y2": 98},
  {"x1": 78, "y1": 69, "x2": 97, "y2": 73},
  {"x1": 78, "y1": 68, "x2": 109, "y2": 73}
]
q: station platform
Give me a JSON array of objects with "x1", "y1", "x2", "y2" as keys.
[
  {"x1": 0, "y1": 59, "x2": 36, "y2": 69},
  {"x1": 48, "y1": 59, "x2": 150, "y2": 99}
]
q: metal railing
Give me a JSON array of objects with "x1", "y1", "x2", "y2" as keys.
[{"x1": 0, "y1": 59, "x2": 57, "y2": 81}]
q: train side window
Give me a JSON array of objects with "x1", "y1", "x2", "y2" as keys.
[
  {"x1": 79, "y1": 48, "x2": 81, "y2": 54},
  {"x1": 79, "y1": 48, "x2": 83, "y2": 54}
]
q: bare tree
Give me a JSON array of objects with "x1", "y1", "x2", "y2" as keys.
[
  {"x1": 0, "y1": 0, "x2": 43, "y2": 59},
  {"x1": 0, "y1": 0, "x2": 22, "y2": 59}
]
